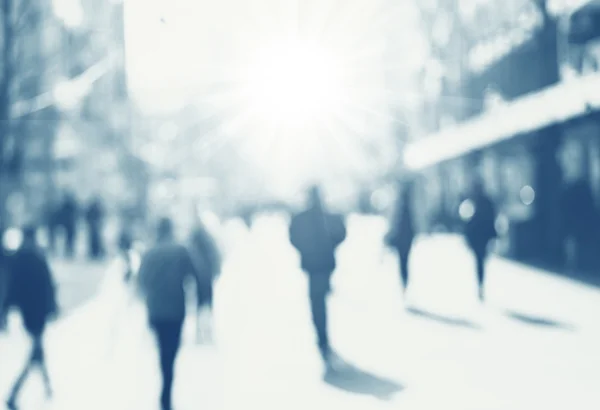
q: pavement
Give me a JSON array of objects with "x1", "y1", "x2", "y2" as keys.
[{"x1": 1, "y1": 213, "x2": 600, "y2": 409}]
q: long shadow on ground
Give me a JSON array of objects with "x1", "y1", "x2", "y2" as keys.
[
  {"x1": 406, "y1": 306, "x2": 480, "y2": 330},
  {"x1": 324, "y1": 358, "x2": 404, "y2": 401},
  {"x1": 504, "y1": 310, "x2": 575, "y2": 330}
]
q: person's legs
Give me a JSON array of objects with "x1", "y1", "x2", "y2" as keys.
[
  {"x1": 308, "y1": 275, "x2": 331, "y2": 361},
  {"x1": 151, "y1": 320, "x2": 183, "y2": 410},
  {"x1": 475, "y1": 250, "x2": 486, "y2": 302},
  {"x1": 399, "y1": 248, "x2": 411, "y2": 294},
  {"x1": 31, "y1": 335, "x2": 52, "y2": 398},
  {"x1": 7, "y1": 330, "x2": 48, "y2": 407}
]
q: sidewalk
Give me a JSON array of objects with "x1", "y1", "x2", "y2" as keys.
[
  {"x1": 0, "y1": 258, "x2": 118, "y2": 409},
  {"x1": 2, "y1": 214, "x2": 600, "y2": 409}
]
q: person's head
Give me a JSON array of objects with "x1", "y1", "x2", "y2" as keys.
[{"x1": 157, "y1": 217, "x2": 174, "y2": 242}]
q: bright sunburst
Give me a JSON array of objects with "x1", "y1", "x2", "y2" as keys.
[{"x1": 126, "y1": 0, "x2": 426, "y2": 200}]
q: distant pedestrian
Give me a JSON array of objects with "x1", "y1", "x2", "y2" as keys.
[
  {"x1": 0, "y1": 250, "x2": 10, "y2": 331},
  {"x1": 464, "y1": 181, "x2": 497, "y2": 302},
  {"x1": 137, "y1": 218, "x2": 203, "y2": 410},
  {"x1": 59, "y1": 193, "x2": 79, "y2": 259},
  {"x1": 189, "y1": 217, "x2": 221, "y2": 343},
  {"x1": 385, "y1": 179, "x2": 416, "y2": 297},
  {"x1": 118, "y1": 222, "x2": 135, "y2": 283},
  {"x1": 289, "y1": 186, "x2": 346, "y2": 370},
  {"x1": 4, "y1": 226, "x2": 58, "y2": 410},
  {"x1": 85, "y1": 198, "x2": 105, "y2": 260}
]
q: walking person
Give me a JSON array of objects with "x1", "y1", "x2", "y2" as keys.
[
  {"x1": 59, "y1": 192, "x2": 79, "y2": 259},
  {"x1": 4, "y1": 226, "x2": 58, "y2": 410},
  {"x1": 385, "y1": 179, "x2": 416, "y2": 297},
  {"x1": 137, "y1": 218, "x2": 203, "y2": 410},
  {"x1": 464, "y1": 180, "x2": 497, "y2": 302},
  {"x1": 189, "y1": 216, "x2": 221, "y2": 343},
  {"x1": 289, "y1": 186, "x2": 346, "y2": 369},
  {"x1": 85, "y1": 197, "x2": 106, "y2": 260},
  {"x1": 118, "y1": 221, "x2": 135, "y2": 283}
]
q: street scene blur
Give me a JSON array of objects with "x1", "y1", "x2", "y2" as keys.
[{"x1": 2, "y1": 0, "x2": 600, "y2": 409}]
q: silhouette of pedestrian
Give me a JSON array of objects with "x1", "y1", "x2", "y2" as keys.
[
  {"x1": 60, "y1": 193, "x2": 79, "y2": 259},
  {"x1": 137, "y1": 218, "x2": 203, "y2": 410},
  {"x1": 385, "y1": 180, "x2": 416, "y2": 296},
  {"x1": 4, "y1": 226, "x2": 58, "y2": 410},
  {"x1": 464, "y1": 181, "x2": 497, "y2": 302},
  {"x1": 85, "y1": 198, "x2": 105, "y2": 260},
  {"x1": 289, "y1": 186, "x2": 346, "y2": 369},
  {"x1": 0, "y1": 249, "x2": 10, "y2": 331},
  {"x1": 118, "y1": 221, "x2": 134, "y2": 282},
  {"x1": 45, "y1": 202, "x2": 60, "y2": 256},
  {"x1": 189, "y1": 218, "x2": 221, "y2": 343}
]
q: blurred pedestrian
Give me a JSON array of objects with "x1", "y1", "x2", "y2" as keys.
[
  {"x1": 464, "y1": 181, "x2": 497, "y2": 302},
  {"x1": 0, "y1": 249, "x2": 10, "y2": 331},
  {"x1": 137, "y1": 218, "x2": 203, "y2": 410},
  {"x1": 4, "y1": 225, "x2": 58, "y2": 410},
  {"x1": 44, "y1": 201, "x2": 60, "y2": 256},
  {"x1": 189, "y1": 216, "x2": 221, "y2": 343},
  {"x1": 385, "y1": 179, "x2": 416, "y2": 297},
  {"x1": 289, "y1": 186, "x2": 346, "y2": 370},
  {"x1": 85, "y1": 197, "x2": 105, "y2": 260},
  {"x1": 59, "y1": 192, "x2": 79, "y2": 259},
  {"x1": 118, "y1": 221, "x2": 135, "y2": 283}
]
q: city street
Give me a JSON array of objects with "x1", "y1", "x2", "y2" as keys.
[{"x1": 2, "y1": 214, "x2": 600, "y2": 409}]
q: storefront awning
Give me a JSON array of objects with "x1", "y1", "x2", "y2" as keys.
[{"x1": 404, "y1": 72, "x2": 600, "y2": 171}]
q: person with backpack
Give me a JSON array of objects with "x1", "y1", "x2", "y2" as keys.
[
  {"x1": 4, "y1": 225, "x2": 58, "y2": 410},
  {"x1": 137, "y1": 218, "x2": 203, "y2": 410},
  {"x1": 289, "y1": 186, "x2": 346, "y2": 369}
]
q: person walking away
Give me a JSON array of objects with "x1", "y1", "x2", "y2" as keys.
[
  {"x1": 464, "y1": 181, "x2": 497, "y2": 302},
  {"x1": 44, "y1": 202, "x2": 60, "y2": 256},
  {"x1": 385, "y1": 180, "x2": 416, "y2": 297},
  {"x1": 189, "y1": 219, "x2": 221, "y2": 343},
  {"x1": 85, "y1": 198, "x2": 105, "y2": 260},
  {"x1": 4, "y1": 226, "x2": 58, "y2": 410},
  {"x1": 0, "y1": 248, "x2": 10, "y2": 331},
  {"x1": 137, "y1": 218, "x2": 203, "y2": 410},
  {"x1": 60, "y1": 193, "x2": 79, "y2": 259},
  {"x1": 289, "y1": 186, "x2": 346, "y2": 369},
  {"x1": 118, "y1": 221, "x2": 135, "y2": 282}
]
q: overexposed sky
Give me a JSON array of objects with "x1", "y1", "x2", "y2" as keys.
[
  {"x1": 124, "y1": 0, "x2": 429, "y2": 195},
  {"x1": 124, "y1": 0, "x2": 427, "y2": 114}
]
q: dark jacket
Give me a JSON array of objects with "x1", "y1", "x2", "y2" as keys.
[
  {"x1": 465, "y1": 194, "x2": 497, "y2": 253},
  {"x1": 289, "y1": 208, "x2": 346, "y2": 274},
  {"x1": 189, "y1": 225, "x2": 221, "y2": 281},
  {"x1": 386, "y1": 196, "x2": 415, "y2": 253},
  {"x1": 6, "y1": 245, "x2": 58, "y2": 332}
]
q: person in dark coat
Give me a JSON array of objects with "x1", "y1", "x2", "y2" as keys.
[
  {"x1": 45, "y1": 202, "x2": 60, "y2": 256},
  {"x1": 60, "y1": 193, "x2": 79, "y2": 259},
  {"x1": 137, "y1": 218, "x2": 203, "y2": 410},
  {"x1": 86, "y1": 198, "x2": 105, "y2": 260},
  {"x1": 189, "y1": 218, "x2": 221, "y2": 343},
  {"x1": 385, "y1": 180, "x2": 416, "y2": 296},
  {"x1": 464, "y1": 181, "x2": 497, "y2": 302},
  {"x1": 189, "y1": 220, "x2": 221, "y2": 311},
  {"x1": 4, "y1": 226, "x2": 58, "y2": 410},
  {"x1": 289, "y1": 186, "x2": 346, "y2": 368},
  {"x1": 0, "y1": 249, "x2": 10, "y2": 331}
]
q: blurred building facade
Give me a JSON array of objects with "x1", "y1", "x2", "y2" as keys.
[{"x1": 406, "y1": 0, "x2": 600, "y2": 274}]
